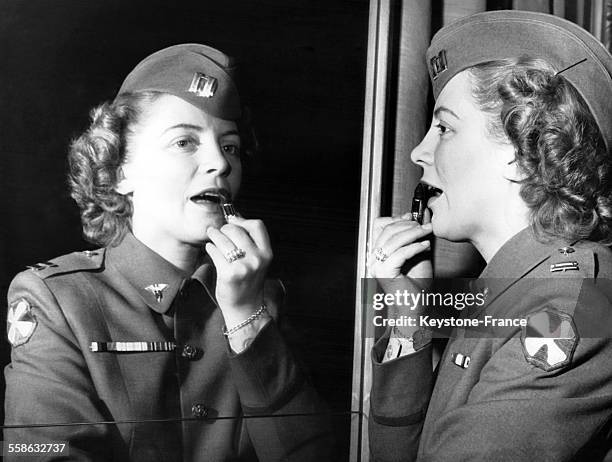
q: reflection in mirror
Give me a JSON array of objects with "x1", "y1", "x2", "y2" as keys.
[{"x1": 1, "y1": 1, "x2": 368, "y2": 460}]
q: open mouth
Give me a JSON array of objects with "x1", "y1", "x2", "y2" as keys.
[
  {"x1": 189, "y1": 188, "x2": 230, "y2": 206},
  {"x1": 422, "y1": 183, "x2": 444, "y2": 206},
  {"x1": 423, "y1": 184, "x2": 443, "y2": 197}
]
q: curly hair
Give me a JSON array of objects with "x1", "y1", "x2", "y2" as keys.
[
  {"x1": 468, "y1": 57, "x2": 611, "y2": 244},
  {"x1": 68, "y1": 92, "x2": 162, "y2": 246}
]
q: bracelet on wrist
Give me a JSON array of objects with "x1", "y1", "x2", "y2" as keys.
[{"x1": 223, "y1": 304, "x2": 268, "y2": 337}]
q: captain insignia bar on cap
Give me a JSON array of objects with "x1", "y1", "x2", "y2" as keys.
[
  {"x1": 116, "y1": 43, "x2": 241, "y2": 120},
  {"x1": 188, "y1": 72, "x2": 218, "y2": 98},
  {"x1": 430, "y1": 50, "x2": 447, "y2": 80},
  {"x1": 426, "y1": 10, "x2": 612, "y2": 150}
]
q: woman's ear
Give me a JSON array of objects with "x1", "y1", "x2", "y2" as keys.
[
  {"x1": 499, "y1": 144, "x2": 526, "y2": 183},
  {"x1": 115, "y1": 167, "x2": 133, "y2": 195}
]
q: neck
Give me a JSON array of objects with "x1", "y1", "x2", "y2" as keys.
[
  {"x1": 471, "y1": 200, "x2": 530, "y2": 263},
  {"x1": 471, "y1": 225, "x2": 523, "y2": 263}
]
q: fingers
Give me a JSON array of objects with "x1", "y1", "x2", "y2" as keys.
[
  {"x1": 205, "y1": 217, "x2": 273, "y2": 270},
  {"x1": 206, "y1": 227, "x2": 247, "y2": 270},
  {"x1": 207, "y1": 218, "x2": 271, "y2": 255},
  {"x1": 215, "y1": 224, "x2": 257, "y2": 253},
  {"x1": 368, "y1": 210, "x2": 433, "y2": 279},
  {"x1": 374, "y1": 218, "x2": 431, "y2": 252},
  {"x1": 373, "y1": 217, "x2": 397, "y2": 242},
  {"x1": 226, "y1": 217, "x2": 272, "y2": 257},
  {"x1": 372, "y1": 214, "x2": 414, "y2": 243},
  {"x1": 383, "y1": 223, "x2": 432, "y2": 257},
  {"x1": 368, "y1": 240, "x2": 431, "y2": 279},
  {"x1": 205, "y1": 241, "x2": 231, "y2": 272},
  {"x1": 207, "y1": 226, "x2": 243, "y2": 253},
  {"x1": 384, "y1": 240, "x2": 431, "y2": 269}
]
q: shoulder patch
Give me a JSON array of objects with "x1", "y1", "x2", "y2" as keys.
[
  {"x1": 7, "y1": 298, "x2": 38, "y2": 347},
  {"x1": 520, "y1": 307, "x2": 578, "y2": 372},
  {"x1": 26, "y1": 249, "x2": 105, "y2": 280}
]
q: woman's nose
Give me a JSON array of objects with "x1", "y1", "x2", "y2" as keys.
[
  {"x1": 199, "y1": 141, "x2": 231, "y2": 177},
  {"x1": 410, "y1": 129, "x2": 435, "y2": 167}
]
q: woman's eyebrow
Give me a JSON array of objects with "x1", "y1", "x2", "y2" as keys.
[
  {"x1": 221, "y1": 129, "x2": 240, "y2": 137},
  {"x1": 434, "y1": 106, "x2": 460, "y2": 120},
  {"x1": 162, "y1": 123, "x2": 203, "y2": 134}
]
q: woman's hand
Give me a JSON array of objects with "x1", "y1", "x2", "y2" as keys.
[
  {"x1": 205, "y1": 216, "x2": 272, "y2": 327},
  {"x1": 369, "y1": 213, "x2": 433, "y2": 341},
  {"x1": 368, "y1": 212, "x2": 433, "y2": 281}
]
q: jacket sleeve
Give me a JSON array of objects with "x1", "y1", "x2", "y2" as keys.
[
  {"x1": 425, "y1": 336, "x2": 612, "y2": 462},
  {"x1": 369, "y1": 329, "x2": 434, "y2": 462},
  {"x1": 369, "y1": 331, "x2": 612, "y2": 462},
  {"x1": 227, "y1": 304, "x2": 334, "y2": 461},
  {"x1": 4, "y1": 271, "x2": 119, "y2": 462}
]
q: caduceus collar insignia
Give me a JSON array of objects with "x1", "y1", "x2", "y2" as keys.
[{"x1": 145, "y1": 284, "x2": 169, "y2": 303}]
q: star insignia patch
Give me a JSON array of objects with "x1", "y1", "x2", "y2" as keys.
[
  {"x1": 145, "y1": 284, "x2": 169, "y2": 303},
  {"x1": 520, "y1": 307, "x2": 578, "y2": 372},
  {"x1": 7, "y1": 298, "x2": 38, "y2": 347}
]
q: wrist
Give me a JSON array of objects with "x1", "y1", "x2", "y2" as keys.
[
  {"x1": 225, "y1": 307, "x2": 272, "y2": 353},
  {"x1": 382, "y1": 327, "x2": 431, "y2": 362},
  {"x1": 223, "y1": 304, "x2": 268, "y2": 336},
  {"x1": 219, "y1": 302, "x2": 261, "y2": 327}
]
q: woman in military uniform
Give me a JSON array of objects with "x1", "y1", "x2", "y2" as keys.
[
  {"x1": 368, "y1": 10, "x2": 612, "y2": 461},
  {"x1": 4, "y1": 44, "x2": 331, "y2": 461}
]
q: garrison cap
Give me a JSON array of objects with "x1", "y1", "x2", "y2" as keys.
[
  {"x1": 117, "y1": 43, "x2": 241, "y2": 120},
  {"x1": 426, "y1": 10, "x2": 612, "y2": 150}
]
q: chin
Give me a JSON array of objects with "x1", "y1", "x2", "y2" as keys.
[
  {"x1": 190, "y1": 214, "x2": 225, "y2": 235},
  {"x1": 206, "y1": 214, "x2": 226, "y2": 230}
]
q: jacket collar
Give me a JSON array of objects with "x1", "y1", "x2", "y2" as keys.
[
  {"x1": 480, "y1": 227, "x2": 552, "y2": 280},
  {"x1": 473, "y1": 227, "x2": 567, "y2": 309},
  {"x1": 106, "y1": 232, "x2": 214, "y2": 314}
]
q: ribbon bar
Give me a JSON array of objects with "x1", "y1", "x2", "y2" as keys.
[
  {"x1": 89, "y1": 341, "x2": 177, "y2": 353},
  {"x1": 550, "y1": 261, "x2": 579, "y2": 273}
]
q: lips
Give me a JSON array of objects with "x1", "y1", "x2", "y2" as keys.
[{"x1": 189, "y1": 188, "x2": 231, "y2": 205}]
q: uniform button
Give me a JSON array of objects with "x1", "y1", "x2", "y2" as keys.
[
  {"x1": 181, "y1": 344, "x2": 201, "y2": 360},
  {"x1": 191, "y1": 403, "x2": 208, "y2": 419}
]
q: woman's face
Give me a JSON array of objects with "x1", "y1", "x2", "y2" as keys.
[
  {"x1": 118, "y1": 93, "x2": 242, "y2": 249},
  {"x1": 411, "y1": 71, "x2": 516, "y2": 243}
]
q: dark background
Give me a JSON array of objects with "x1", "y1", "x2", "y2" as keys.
[{"x1": 0, "y1": 0, "x2": 368, "y2": 457}]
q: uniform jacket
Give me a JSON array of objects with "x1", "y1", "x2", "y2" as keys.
[
  {"x1": 4, "y1": 232, "x2": 332, "y2": 461},
  {"x1": 370, "y1": 227, "x2": 612, "y2": 461}
]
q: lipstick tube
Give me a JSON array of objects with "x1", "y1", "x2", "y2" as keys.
[
  {"x1": 411, "y1": 183, "x2": 425, "y2": 224},
  {"x1": 221, "y1": 202, "x2": 237, "y2": 221}
]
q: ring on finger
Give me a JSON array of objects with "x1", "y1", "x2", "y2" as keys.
[
  {"x1": 225, "y1": 247, "x2": 246, "y2": 263},
  {"x1": 373, "y1": 247, "x2": 388, "y2": 263}
]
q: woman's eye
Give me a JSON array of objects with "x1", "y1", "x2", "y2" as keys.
[
  {"x1": 173, "y1": 137, "x2": 198, "y2": 150},
  {"x1": 435, "y1": 123, "x2": 451, "y2": 136},
  {"x1": 222, "y1": 145, "x2": 240, "y2": 156}
]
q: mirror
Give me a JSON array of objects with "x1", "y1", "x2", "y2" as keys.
[{"x1": 0, "y1": 1, "x2": 368, "y2": 459}]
